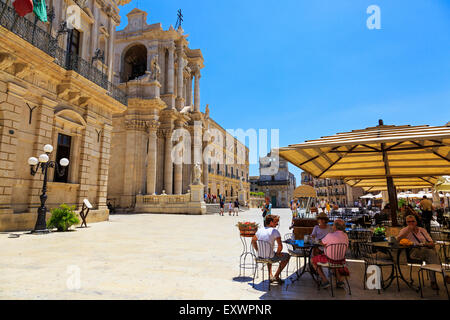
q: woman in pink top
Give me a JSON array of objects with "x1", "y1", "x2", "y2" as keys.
[{"x1": 312, "y1": 219, "x2": 349, "y2": 289}]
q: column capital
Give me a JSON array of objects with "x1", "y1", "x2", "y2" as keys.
[
  {"x1": 148, "y1": 120, "x2": 160, "y2": 132},
  {"x1": 161, "y1": 128, "x2": 173, "y2": 139},
  {"x1": 166, "y1": 42, "x2": 176, "y2": 52}
]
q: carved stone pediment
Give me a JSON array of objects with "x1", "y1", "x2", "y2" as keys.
[{"x1": 55, "y1": 108, "x2": 87, "y2": 131}]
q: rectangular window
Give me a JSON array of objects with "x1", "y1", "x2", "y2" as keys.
[
  {"x1": 70, "y1": 29, "x2": 81, "y2": 57},
  {"x1": 54, "y1": 133, "x2": 72, "y2": 183}
]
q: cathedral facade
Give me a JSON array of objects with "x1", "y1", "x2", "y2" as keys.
[{"x1": 107, "y1": 9, "x2": 250, "y2": 211}]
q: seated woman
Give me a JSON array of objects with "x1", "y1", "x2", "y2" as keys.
[{"x1": 311, "y1": 212, "x2": 332, "y2": 256}]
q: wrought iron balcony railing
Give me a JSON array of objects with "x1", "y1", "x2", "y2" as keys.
[{"x1": 0, "y1": 0, "x2": 128, "y2": 106}]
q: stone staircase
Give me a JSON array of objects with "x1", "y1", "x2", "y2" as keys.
[{"x1": 206, "y1": 204, "x2": 249, "y2": 215}]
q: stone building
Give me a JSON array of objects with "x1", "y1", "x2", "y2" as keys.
[
  {"x1": 301, "y1": 172, "x2": 364, "y2": 207},
  {"x1": 251, "y1": 151, "x2": 296, "y2": 208},
  {"x1": 0, "y1": 0, "x2": 128, "y2": 231},
  {"x1": 107, "y1": 9, "x2": 249, "y2": 212}
]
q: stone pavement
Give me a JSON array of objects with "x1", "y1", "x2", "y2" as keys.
[{"x1": 0, "y1": 208, "x2": 447, "y2": 300}]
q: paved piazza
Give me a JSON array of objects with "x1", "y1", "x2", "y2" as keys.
[{"x1": 0, "y1": 208, "x2": 447, "y2": 300}]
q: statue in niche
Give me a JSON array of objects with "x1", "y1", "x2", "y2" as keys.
[
  {"x1": 136, "y1": 71, "x2": 152, "y2": 82},
  {"x1": 239, "y1": 178, "x2": 244, "y2": 191},
  {"x1": 193, "y1": 163, "x2": 202, "y2": 185},
  {"x1": 150, "y1": 55, "x2": 161, "y2": 81}
]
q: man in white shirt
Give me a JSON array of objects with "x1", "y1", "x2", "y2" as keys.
[{"x1": 252, "y1": 215, "x2": 290, "y2": 284}]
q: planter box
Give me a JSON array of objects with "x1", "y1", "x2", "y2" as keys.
[{"x1": 371, "y1": 236, "x2": 386, "y2": 242}]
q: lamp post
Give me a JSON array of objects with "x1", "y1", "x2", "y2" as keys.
[{"x1": 28, "y1": 144, "x2": 69, "y2": 234}]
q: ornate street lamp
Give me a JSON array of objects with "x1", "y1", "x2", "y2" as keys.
[{"x1": 28, "y1": 144, "x2": 69, "y2": 234}]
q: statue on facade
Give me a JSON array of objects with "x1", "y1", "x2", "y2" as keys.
[
  {"x1": 193, "y1": 163, "x2": 202, "y2": 185},
  {"x1": 150, "y1": 55, "x2": 161, "y2": 81},
  {"x1": 239, "y1": 178, "x2": 244, "y2": 191},
  {"x1": 204, "y1": 104, "x2": 210, "y2": 119}
]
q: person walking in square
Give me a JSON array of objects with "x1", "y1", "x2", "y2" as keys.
[
  {"x1": 219, "y1": 198, "x2": 224, "y2": 216},
  {"x1": 228, "y1": 201, "x2": 233, "y2": 216},
  {"x1": 233, "y1": 198, "x2": 240, "y2": 216}
]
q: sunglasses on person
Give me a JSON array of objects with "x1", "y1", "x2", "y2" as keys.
[{"x1": 406, "y1": 220, "x2": 416, "y2": 224}]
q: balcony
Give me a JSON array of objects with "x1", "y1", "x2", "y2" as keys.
[{"x1": 0, "y1": 1, "x2": 127, "y2": 106}]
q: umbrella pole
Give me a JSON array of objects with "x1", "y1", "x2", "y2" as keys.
[{"x1": 386, "y1": 176, "x2": 398, "y2": 226}]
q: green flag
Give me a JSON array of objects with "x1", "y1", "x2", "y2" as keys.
[{"x1": 33, "y1": 0, "x2": 47, "y2": 22}]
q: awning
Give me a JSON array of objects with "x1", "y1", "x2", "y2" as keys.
[
  {"x1": 279, "y1": 121, "x2": 450, "y2": 225},
  {"x1": 345, "y1": 176, "x2": 438, "y2": 192},
  {"x1": 279, "y1": 123, "x2": 450, "y2": 179},
  {"x1": 293, "y1": 185, "x2": 317, "y2": 198}
]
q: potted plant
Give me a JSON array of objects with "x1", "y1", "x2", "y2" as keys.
[
  {"x1": 371, "y1": 226, "x2": 387, "y2": 242},
  {"x1": 236, "y1": 221, "x2": 259, "y2": 237},
  {"x1": 47, "y1": 204, "x2": 80, "y2": 232}
]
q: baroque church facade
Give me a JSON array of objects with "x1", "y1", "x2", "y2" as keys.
[
  {"x1": 106, "y1": 8, "x2": 250, "y2": 211},
  {"x1": 0, "y1": 1, "x2": 249, "y2": 231}
]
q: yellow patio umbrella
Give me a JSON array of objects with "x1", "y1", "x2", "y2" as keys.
[
  {"x1": 293, "y1": 185, "x2": 317, "y2": 198},
  {"x1": 345, "y1": 176, "x2": 438, "y2": 192},
  {"x1": 279, "y1": 120, "x2": 450, "y2": 226}
]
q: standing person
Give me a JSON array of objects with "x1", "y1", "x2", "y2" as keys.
[
  {"x1": 228, "y1": 201, "x2": 233, "y2": 216},
  {"x1": 233, "y1": 198, "x2": 240, "y2": 216},
  {"x1": 326, "y1": 201, "x2": 331, "y2": 214},
  {"x1": 419, "y1": 196, "x2": 433, "y2": 233},
  {"x1": 262, "y1": 197, "x2": 272, "y2": 220},
  {"x1": 219, "y1": 197, "x2": 224, "y2": 216},
  {"x1": 320, "y1": 199, "x2": 326, "y2": 213},
  {"x1": 251, "y1": 215, "x2": 290, "y2": 284}
]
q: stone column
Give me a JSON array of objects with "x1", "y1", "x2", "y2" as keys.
[
  {"x1": 202, "y1": 131, "x2": 209, "y2": 193},
  {"x1": 194, "y1": 70, "x2": 201, "y2": 112},
  {"x1": 176, "y1": 46, "x2": 185, "y2": 110},
  {"x1": 90, "y1": 3, "x2": 99, "y2": 60},
  {"x1": 96, "y1": 123, "x2": 112, "y2": 210},
  {"x1": 0, "y1": 83, "x2": 29, "y2": 215},
  {"x1": 76, "y1": 110, "x2": 96, "y2": 208},
  {"x1": 188, "y1": 75, "x2": 193, "y2": 106},
  {"x1": 167, "y1": 44, "x2": 175, "y2": 94},
  {"x1": 174, "y1": 149, "x2": 183, "y2": 195},
  {"x1": 108, "y1": 18, "x2": 116, "y2": 82},
  {"x1": 146, "y1": 120, "x2": 159, "y2": 195},
  {"x1": 163, "y1": 129, "x2": 173, "y2": 194},
  {"x1": 173, "y1": 120, "x2": 184, "y2": 195}
]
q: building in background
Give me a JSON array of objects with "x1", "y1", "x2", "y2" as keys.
[
  {"x1": 301, "y1": 172, "x2": 364, "y2": 207},
  {"x1": 250, "y1": 151, "x2": 296, "y2": 208}
]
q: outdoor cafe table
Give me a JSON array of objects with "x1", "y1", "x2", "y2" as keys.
[
  {"x1": 371, "y1": 241, "x2": 426, "y2": 292},
  {"x1": 283, "y1": 239, "x2": 320, "y2": 285}
]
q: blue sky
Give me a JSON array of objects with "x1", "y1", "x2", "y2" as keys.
[{"x1": 118, "y1": 0, "x2": 450, "y2": 184}]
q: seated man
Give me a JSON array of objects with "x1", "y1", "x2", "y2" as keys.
[
  {"x1": 252, "y1": 215, "x2": 290, "y2": 284},
  {"x1": 312, "y1": 219, "x2": 349, "y2": 289},
  {"x1": 396, "y1": 215, "x2": 440, "y2": 290}
]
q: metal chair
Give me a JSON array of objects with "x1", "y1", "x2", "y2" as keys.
[
  {"x1": 283, "y1": 233, "x2": 307, "y2": 279},
  {"x1": 418, "y1": 243, "x2": 450, "y2": 300},
  {"x1": 360, "y1": 243, "x2": 399, "y2": 294},
  {"x1": 251, "y1": 240, "x2": 280, "y2": 291},
  {"x1": 430, "y1": 226, "x2": 446, "y2": 244},
  {"x1": 317, "y1": 243, "x2": 351, "y2": 297}
]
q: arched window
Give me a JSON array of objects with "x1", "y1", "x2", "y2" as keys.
[{"x1": 122, "y1": 44, "x2": 147, "y2": 82}]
